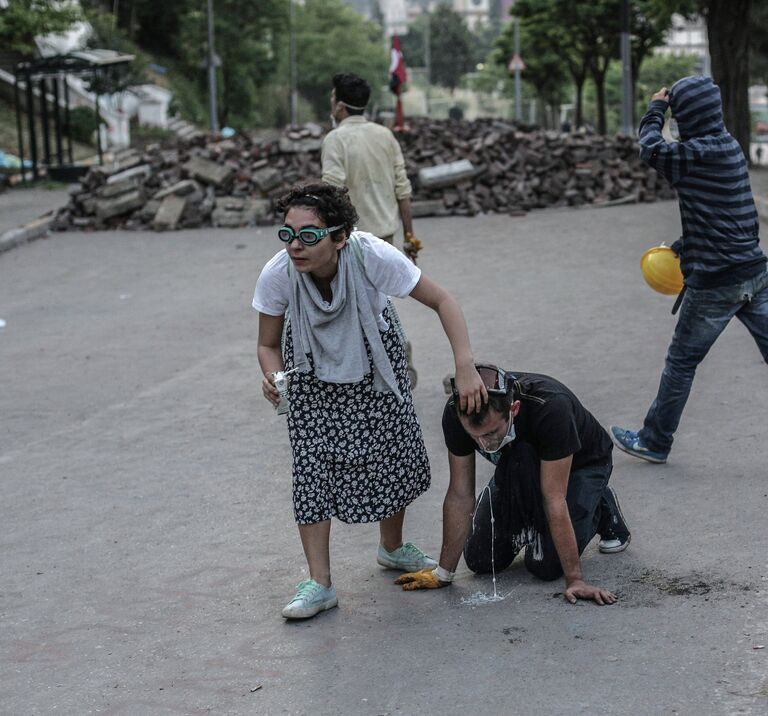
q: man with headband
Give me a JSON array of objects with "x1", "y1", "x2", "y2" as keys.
[
  {"x1": 322, "y1": 71, "x2": 421, "y2": 384},
  {"x1": 395, "y1": 365, "x2": 630, "y2": 605}
]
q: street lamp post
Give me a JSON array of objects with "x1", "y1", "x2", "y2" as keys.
[
  {"x1": 289, "y1": 0, "x2": 298, "y2": 126},
  {"x1": 514, "y1": 18, "x2": 522, "y2": 121},
  {"x1": 423, "y1": 5, "x2": 431, "y2": 116},
  {"x1": 206, "y1": 0, "x2": 219, "y2": 134},
  {"x1": 620, "y1": 0, "x2": 633, "y2": 135}
]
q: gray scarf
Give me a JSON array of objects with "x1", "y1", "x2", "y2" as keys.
[{"x1": 289, "y1": 245, "x2": 403, "y2": 402}]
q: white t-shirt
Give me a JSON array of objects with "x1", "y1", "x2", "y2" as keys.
[{"x1": 252, "y1": 231, "x2": 421, "y2": 331}]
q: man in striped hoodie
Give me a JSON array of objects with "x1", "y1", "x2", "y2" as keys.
[{"x1": 611, "y1": 75, "x2": 768, "y2": 464}]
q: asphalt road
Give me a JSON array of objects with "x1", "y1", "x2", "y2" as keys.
[{"x1": 1, "y1": 200, "x2": 767, "y2": 715}]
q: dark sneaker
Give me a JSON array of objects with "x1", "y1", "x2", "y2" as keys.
[
  {"x1": 598, "y1": 486, "x2": 631, "y2": 554},
  {"x1": 610, "y1": 426, "x2": 668, "y2": 464}
]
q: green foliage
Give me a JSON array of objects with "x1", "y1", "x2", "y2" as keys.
[
  {"x1": 292, "y1": 0, "x2": 388, "y2": 118},
  {"x1": 68, "y1": 106, "x2": 99, "y2": 144},
  {"x1": 81, "y1": 8, "x2": 149, "y2": 97},
  {"x1": 636, "y1": 53, "x2": 697, "y2": 102},
  {"x1": 0, "y1": 0, "x2": 82, "y2": 55},
  {"x1": 400, "y1": 3, "x2": 483, "y2": 92},
  {"x1": 493, "y1": 13, "x2": 568, "y2": 111},
  {"x1": 511, "y1": 0, "x2": 678, "y2": 133},
  {"x1": 164, "y1": 57, "x2": 209, "y2": 126},
  {"x1": 751, "y1": 0, "x2": 768, "y2": 84},
  {"x1": 173, "y1": 0, "x2": 287, "y2": 128}
]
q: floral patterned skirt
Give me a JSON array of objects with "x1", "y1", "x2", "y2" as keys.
[{"x1": 283, "y1": 307, "x2": 430, "y2": 524}]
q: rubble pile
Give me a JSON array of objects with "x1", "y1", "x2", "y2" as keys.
[
  {"x1": 52, "y1": 118, "x2": 674, "y2": 232},
  {"x1": 400, "y1": 117, "x2": 674, "y2": 218}
]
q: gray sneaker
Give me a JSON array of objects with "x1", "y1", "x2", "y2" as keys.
[
  {"x1": 377, "y1": 542, "x2": 438, "y2": 571},
  {"x1": 281, "y1": 579, "x2": 338, "y2": 620}
]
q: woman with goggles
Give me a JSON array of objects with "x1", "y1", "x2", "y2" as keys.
[{"x1": 252, "y1": 181, "x2": 486, "y2": 620}]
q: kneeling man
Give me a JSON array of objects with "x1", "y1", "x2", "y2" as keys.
[{"x1": 396, "y1": 365, "x2": 630, "y2": 605}]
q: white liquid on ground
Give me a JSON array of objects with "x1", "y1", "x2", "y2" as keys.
[{"x1": 462, "y1": 484, "x2": 510, "y2": 606}]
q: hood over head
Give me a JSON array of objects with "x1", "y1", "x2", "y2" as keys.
[{"x1": 668, "y1": 75, "x2": 724, "y2": 140}]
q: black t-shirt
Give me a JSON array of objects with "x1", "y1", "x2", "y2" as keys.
[{"x1": 442, "y1": 371, "x2": 612, "y2": 469}]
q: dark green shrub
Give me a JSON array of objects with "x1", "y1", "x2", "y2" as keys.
[{"x1": 68, "y1": 106, "x2": 99, "y2": 144}]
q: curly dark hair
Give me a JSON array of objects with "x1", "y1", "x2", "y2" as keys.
[
  {"x1": 332, "y1": 73, "x2": 370, "y2": 114},
  {"x1": 275, "y1": 182, "x2": 358, "y2": 241}
]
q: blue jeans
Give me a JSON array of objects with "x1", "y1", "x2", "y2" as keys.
[{"x1": 640, "y1": 270, "x2": 768, "y2": 454}]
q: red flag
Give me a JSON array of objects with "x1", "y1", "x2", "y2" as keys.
[{"x1": 389, "y1": 34, "x2": 407, "y2": 129}]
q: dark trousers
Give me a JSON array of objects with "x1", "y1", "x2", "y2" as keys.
[{"x1": 463, "y1": 442, "x2": 612, "y2": 582}]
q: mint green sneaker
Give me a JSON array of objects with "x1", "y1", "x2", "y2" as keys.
[
  {"x1": 377, "y1": 542, "x2": 438, "y2": 571},
  {"x1": 281, "y1": 579, "x2": 338, "y2": 620}
]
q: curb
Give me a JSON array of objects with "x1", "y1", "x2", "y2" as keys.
[{"x1": 0, "y1": 213, "x2": 54, "y2": 255}]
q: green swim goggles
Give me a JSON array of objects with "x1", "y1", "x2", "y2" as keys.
[{"x1": 278, "y1": 224, "x2": 344, "y2": 246}]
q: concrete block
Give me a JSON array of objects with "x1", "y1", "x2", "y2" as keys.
[
  {"x1": 140, "y1": 199, "x2": 161, "y2": 222},
  {"x1": 251, "y1": 166, "x2": 282, "y2": 192},
  {"x1": 153, "y1": 180, "x2": 200, "y2": 200},
  {"x1": 95, "y1": 190, "x2": 144, "y2": 220},
  {"x1": 97, "y1": 178, "x2": 142, "y2": 199},
  {"x1": 418, "y1": 160, "x2": 476, "y2": 189},
  {"x1": 153, "y1": 195, "x2": 187, "y2": 230},
  {"x1": 411, "y1": 200, "x2": 448, "y2": 218},
  {"x1": 211, "y1": 198, "x2": 270, "y2": 228},
  {"x1": 182, "y1": 156, "x2": 234, "y2": 187},
  {"x1": 106, "y1": 164, "x2": 151, "y2": 185},
  {"x1": 278, "y1": 137, "x2": 322, "y2": 154}
]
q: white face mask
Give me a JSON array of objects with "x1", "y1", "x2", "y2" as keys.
[
  {"x1": 477, "y1": 413, "x2": 516, "y2": 454},
  {"x1": 668, "y1": 117, "x2": 680, "y2": 142},
  {"x1": 329, "y1": 113, "x2": 338, "y2": 128}
]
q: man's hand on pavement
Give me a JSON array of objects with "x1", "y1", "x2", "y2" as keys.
[
  {"x1": 651, "y1": 87, "x2": 669, "y2": 103},
  {"x1": 564, "y1": 578, "x2": 617, "y2": 605},
  {"x1": 394, "y1": 568, "x2": 448, "y2": 590}
]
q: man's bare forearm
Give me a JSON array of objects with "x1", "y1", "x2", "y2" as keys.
[
  {"x1": 544, "y1": 499, "x2": 583, "y2": 583},
  {"x1": 398, "y1": 196, "x2": 413, "y2": 237},
  {"x1": 438, "y1": 491, "x2": 475, "y2": 572}
]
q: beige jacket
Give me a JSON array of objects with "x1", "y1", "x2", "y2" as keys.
[{"x1": 321, "y1": 116, "x2": 411, "y2": 239}]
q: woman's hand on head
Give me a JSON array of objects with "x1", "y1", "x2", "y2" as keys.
[{"x1": 454, "y1": 363, "x2": 487, "y2": 414}]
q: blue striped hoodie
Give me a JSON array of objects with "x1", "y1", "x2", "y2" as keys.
[{"x1": 638, "y1": 75, "x2": 765, "y2": 289}]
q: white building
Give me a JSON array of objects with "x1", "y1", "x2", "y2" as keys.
[{"x1": 654, "y1": 13, "x2": 710, "y2": 75}]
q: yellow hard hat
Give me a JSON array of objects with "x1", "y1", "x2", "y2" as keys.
[{"x1": 640, "y1": 246, "x2": 684, "y2": 295}]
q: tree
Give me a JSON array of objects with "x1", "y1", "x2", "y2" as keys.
[
  {"x1": 400, "y1": 3, "x2": 479, "y2": 92},
  {"x1": 173, "y1": 0, "x2": 287, "y2": 128},
  {"x1": 0, "y1": 0, "x2": 82, "y2": 55},
  {"x1": 662, "y1": 0, "x2": 753, "y2": 156},
  {"x1": 513, "y1": 0, "x2": 679, "y2": 134},
  {"x1": 636, "y1": 52, "x2": 697, "y2": 107},
  {"x1": 492, "y1": 17, "x2": 569, "y2": 127},
  {"x1": 512, "y1": 0, "x2": 598, "y2": 130},
  {"x1": 292, "y1": 0, "x2": 388, "y2": 118},
  {"x1": 702, "y1": 0, "x2": 752, "y2": 156},
  {"x1": 629, "y1": 1, "x2": 679, "y2": 115},
  {"x1": 751, "y1": 0, "x2": 768, "y2": 84}
]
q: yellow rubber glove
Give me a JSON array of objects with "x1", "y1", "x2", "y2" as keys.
[
  {"x1": 403, "y1": 232, "x2": 423, "y2": 264},
  {"x1": 394, "y1": 568, "x2": 447, "y2": 590}
]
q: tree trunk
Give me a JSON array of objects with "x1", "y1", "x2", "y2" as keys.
[
  {"x1": 591, "y1": 65, "x2": 608, "y2": 134},
  {"x1": 574, "y1": 77, "x2": 584, "y2": 128},
  {"x1": 705, "y1": 0, "x2": 752, "y2": 158}
]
